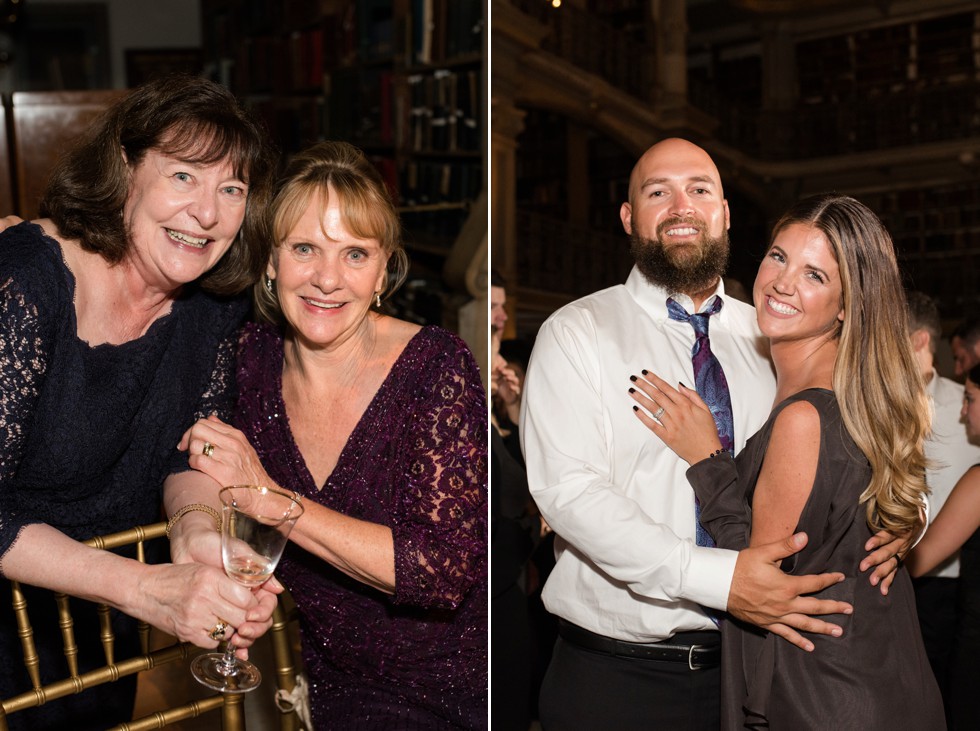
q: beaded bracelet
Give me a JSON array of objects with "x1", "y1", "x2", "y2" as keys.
[
  {"x1": 707, "y1": 448, "x2": 727, "y2": 459},
  {"x1": 165, "y1": 503, "x2": 221, "y2": 539}
]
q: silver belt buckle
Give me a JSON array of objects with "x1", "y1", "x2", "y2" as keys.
[{"x1": 688, "y1": 644, "x2": 703, "y2": 671}]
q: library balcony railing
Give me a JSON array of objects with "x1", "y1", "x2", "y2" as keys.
[
  {"x1": 516, "y1": 208, "x2": 633, "y2": 299},
  {"x1": 507, "y1": 0, "x2": 651, "y2": 101},
  {"x1": 690, "y1": 78, "x2": 980, "y2": 160}
]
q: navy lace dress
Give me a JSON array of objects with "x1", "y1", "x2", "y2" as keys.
[
  {"x1": 0, "y1": 223, "x2": 246, "y2": 730},
  {"x1": 234, "y1": 322, "x2": 488, "y2": 730}
]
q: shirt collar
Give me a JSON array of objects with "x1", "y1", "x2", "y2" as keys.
[
  {"x1": 924, "y1": 368, "x2": 938, "y2": 398},
  {"x1": 624, "y1": 266, "x2": 727, "y2": 320}
]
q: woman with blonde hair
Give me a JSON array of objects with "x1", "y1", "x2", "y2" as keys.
[
  {"x1": 180, "y1": 141, "x2": 488, "y2": 729},
  {"x1": 630, "y1": 193, "x2": 944, "y2": 728}
]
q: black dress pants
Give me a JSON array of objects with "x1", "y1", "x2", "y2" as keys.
[
  {"x1": 538, "y1": 635, "x2": 720, "y2": 731},
  {"x1": 913, "y1": 576, "x2": 957, "y2": 725}
]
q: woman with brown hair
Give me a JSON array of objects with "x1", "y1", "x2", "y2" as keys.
[{"x1": 0, "y1": 74, "x2": 278, "y2": 730}]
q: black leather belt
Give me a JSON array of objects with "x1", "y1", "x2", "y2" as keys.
[{"x1": 558, "y1": 620, "x2": 721, "y2": 670}]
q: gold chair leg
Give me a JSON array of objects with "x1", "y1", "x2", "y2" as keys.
[
  {"x1": 271, "y1": 602, "x2": 299, "y2": 731},
  {"x1": 221, "y1": 691, "x2": 245, "y2": 731}
]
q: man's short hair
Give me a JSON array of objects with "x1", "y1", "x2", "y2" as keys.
[
  {"x1": 906, "y1": 290, "x2": 942, "y2": 354},
  {"x1": 952, "y1": 314, "x2": 980, "y2": 347},
  {"x1": 490, "y1": 268, "x2": 507, "y2": 289}
]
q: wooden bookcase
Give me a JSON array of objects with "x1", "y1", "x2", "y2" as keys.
[{"x1": 199, "y1": 0, "x2": 485, "y2": 324}]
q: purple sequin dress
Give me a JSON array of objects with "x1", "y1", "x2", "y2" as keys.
[{"x1": 234, "y1": 322, "x2": 488, "y2": 730}]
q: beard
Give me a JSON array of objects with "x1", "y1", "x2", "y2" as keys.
[{"x1": 629, "y1": 217, "x2": 730, "y2": 294}]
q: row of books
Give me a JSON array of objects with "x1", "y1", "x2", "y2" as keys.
[
  {"x1": 328, "y1": 67, "x2": 398, "y2": 147},
  {"x1": 248, "y1": 96, "x2": 327, "y2": 155},
  {"x1": 327, "y1": 65, "x2": 481, "y2": 154},
  {"x1": 227, "y1": 34, "x2": 325, "y2": 93},
  {"x1": 406, "y1": 69, "x2": 480, "y2": 153},
  {"x1": 400, "y1": 159, "x2": 482, "y2": 208},
  {"x1": 410, "y1": 0, "x2": 483, "y2": 66}
]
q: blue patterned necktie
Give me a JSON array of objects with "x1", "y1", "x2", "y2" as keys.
[{"x1": 667, "y1": 296, "x2": 735, "y2": 550}]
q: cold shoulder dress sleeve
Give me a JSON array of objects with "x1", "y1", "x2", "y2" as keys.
[
  {"x1": 0, "y1": 222, "x2": 247, "y2": 731},
  {"x1": 686, "y1": 388, "x2": 945, "y2": 730},
  {"x1": 235, "y1": 322, "x2": 488, "y2": 730}
]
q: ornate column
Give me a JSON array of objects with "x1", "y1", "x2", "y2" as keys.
[
  {"x1": 760, "y1": 20, "x2": 797, "y2": 158},
  {"x1": 491, "y1": 0, "x2": 545, "y2": 345},
  {"x1": 652, "y1": 0, "x2": 688, "y2": 119}
]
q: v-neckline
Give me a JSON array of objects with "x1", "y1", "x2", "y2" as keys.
[{"x1": 273, "y1": 327, "x2": 428, "y2": 493}]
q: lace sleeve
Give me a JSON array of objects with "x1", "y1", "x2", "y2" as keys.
[
  {"x1": 0, "y1": 276, "x2": 51, "y2": 553},
  {"x1": 391, "y1": 343, "x2": 488, "y2": 609},
  {"x1": 195, "y1": 334, "x2": 238, "y2": 422},
  {"x1": 165, "y1": 333, "x2": 238, "y2": 477}
]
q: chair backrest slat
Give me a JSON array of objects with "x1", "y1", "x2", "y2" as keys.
[
  {"x1": 0, "y1": 522, "x2": 246, "y2": 730},
  {"x1": 9, "y1": 581, "x2": 40, "y2": 689},
  {"x1": 54, "y1": 593, "x2": 80, "y2": 677}
]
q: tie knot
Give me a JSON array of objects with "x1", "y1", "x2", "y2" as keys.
[{"x1": 666, "y1": 297, "x2": 722, "y2": 335}]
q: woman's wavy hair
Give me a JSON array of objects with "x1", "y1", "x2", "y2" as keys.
[
  {"x1": 40, "y1": 74, "x2": 277, "y2": 296},
  {"x1": 770, "y1": 193, "x2": 930, "y2": 536},
  {"x1": 253, "y1": 141, "x2": 409, "y2": 325}
]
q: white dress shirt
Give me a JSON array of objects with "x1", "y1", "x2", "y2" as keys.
[
  {"x1": 922, "y1": 369, "x2": 980, "y2": 578},
  {"x1": 521, "y1": 267, "x2": 776, "y2": 642}
]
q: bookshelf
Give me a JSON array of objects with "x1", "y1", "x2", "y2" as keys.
[{"x1": 199, "y1": 0, "x2": 485, "y2": 324}]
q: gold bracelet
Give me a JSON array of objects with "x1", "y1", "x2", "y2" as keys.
[{"x1": 165, "y1": 503, "x2": 221, "y2": 539}]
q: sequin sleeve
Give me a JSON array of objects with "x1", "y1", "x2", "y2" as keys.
[
  {"x1": 391, "y1": 338, "x2": 488, "y2": 609},
  {"x1": 0, "y1": 274, "x2": 53, "y2": 557}
]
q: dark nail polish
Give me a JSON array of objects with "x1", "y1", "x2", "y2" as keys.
[
  {"x1": 629, "y1": 375, "x2": 637, "y2": 382},
  {"x1": 679, "y1": 381, "x2": 688, "y2": 389},
  {"x1": 641, "y1": 369, "x2": 648, "y2": 375},
  {"x1": 628, "y1": 387, "x2": 635, "y2": 394},
  {"x1": 632, "y1": 405, "x2": 638, "y2": 411}
]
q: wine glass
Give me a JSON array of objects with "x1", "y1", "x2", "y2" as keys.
[{"x1": 190, "y1": 484, "x2": 304, "y2": 693}]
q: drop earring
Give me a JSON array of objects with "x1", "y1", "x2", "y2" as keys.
[
  {"x1": 375, "y1": 292, "x2": 382, "y2": 308},
  {"x1": 265, "y1": 275, "x2": 274, "y2": 294}
]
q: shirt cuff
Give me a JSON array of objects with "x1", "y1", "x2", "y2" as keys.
[{"x1": 685, "y1": 544, "x2": 738, "y2": 611}]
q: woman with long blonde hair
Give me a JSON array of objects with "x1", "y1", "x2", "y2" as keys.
[{"x1": 630, "y1": 193, "x2": 944, "y2": 728}]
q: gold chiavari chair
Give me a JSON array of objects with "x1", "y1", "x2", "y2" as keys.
[
  {"x1": 0, "y1": 521, "x2": 306, "y2": 731},
  {"x1": 0, "y1": 521, "x2": 242, "y2": 730}
]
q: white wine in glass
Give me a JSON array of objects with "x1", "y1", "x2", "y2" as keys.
[{"x1": 190, "y1": 484, "x2": 304, "y2": 693}]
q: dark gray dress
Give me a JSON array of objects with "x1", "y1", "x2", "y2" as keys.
[{"x1": 687, "y1": 388, "x2": 945, "y2": 730}]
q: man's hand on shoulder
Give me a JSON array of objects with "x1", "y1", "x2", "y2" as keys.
[{"x1": 727, "y1": 532, "x2": 852, "y2": 652}]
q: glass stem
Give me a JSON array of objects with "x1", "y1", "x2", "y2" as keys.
[{"x1": 219, "y1": 640, "x2": 239, "y2": 676}]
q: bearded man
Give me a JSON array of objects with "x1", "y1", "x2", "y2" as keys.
[{"x1": 519, "y1": 138, "x2": 900, "y2": 730}]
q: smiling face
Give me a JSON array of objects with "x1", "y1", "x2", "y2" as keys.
[
  {"x1": 753, "y1": 223, "x2": 844, "y2": 343},
  {"x1": 124, "y1": 148, "x2": 247, "y2": 292},
  {"x1": 620, "y1": 139, "x2": 731, "y2": 295},
  {"x1": 270, "y1": 186, "x2": 387, "y2": 350}
]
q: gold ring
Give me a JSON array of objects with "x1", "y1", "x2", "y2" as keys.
[
  {"x1": 208, "y1": 619, "x2": 229, "y2": 642},
  {"x1": 202, "y1": 442, "x2": 215, "y2": 458}
]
